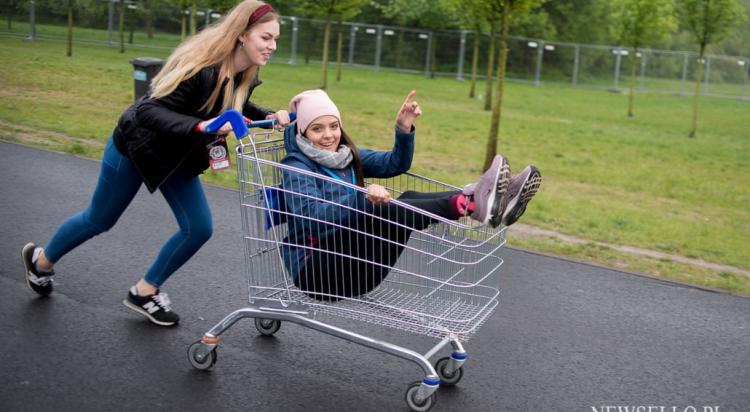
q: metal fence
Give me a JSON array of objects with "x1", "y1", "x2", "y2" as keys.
[{"x1": 2, "y1": 1, "x2": 748, "y2": 100}]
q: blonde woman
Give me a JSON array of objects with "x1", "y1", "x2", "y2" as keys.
[{"x1": 21, "y1": 1, "x2": 289, "y2": 326}]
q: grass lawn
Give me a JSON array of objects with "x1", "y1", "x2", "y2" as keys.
[{"x1": 1, "y1": 34, "x2": 748, "y2": 295}]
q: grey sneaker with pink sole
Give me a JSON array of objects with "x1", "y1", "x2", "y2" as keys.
[
  {"x1": 500, "y1": 165, "x2": 542, "y2": 226},
  {"x1": 466, "y1": 155, "x2": 510, "y2": 227}
]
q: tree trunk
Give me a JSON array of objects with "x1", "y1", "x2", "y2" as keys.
[
  {"x1": 118, "y1": 0, "x2": 125, "y2": 53},
  {"x1": 66, "y1": 0, "x2": 73, "y2": 57},
  {"x1": 627, "y1": 47, "x2": 638, "y2": 117},
  {"x1": 484, "y1": 23, "x2": 497, "y2": 111},
  {"x1": 484, "y1": 2, "x2": 510, "y2": 170},
  {"x1": 190, "y1": 0, "x2": 197, "y2": 36},
  {"x1": 320, "y1": 20, "x2": 331, "y2": 89},
  {"x1": 181, "y1": 11, "x2": 186, "y2": 40},
  {"x1": 469, "y1": 28, "x2": 480, "y2": 98},
  {"x1": 145, "y1": 1, "x2": 154, "y2": 39},
  {"x1": 688, "y1": 45, "x2": 706, "y2": 138},
  {"x1": 336, "y1": 23, "x2": 343, "y2": 82}
]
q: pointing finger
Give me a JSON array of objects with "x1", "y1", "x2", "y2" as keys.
[{"x1": 404, "y1": 90, "x2": 417, "y2": 105}]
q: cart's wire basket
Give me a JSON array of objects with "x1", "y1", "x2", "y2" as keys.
[{"x1": 236, "y1": 130, "x2": 506, "y2": 341}]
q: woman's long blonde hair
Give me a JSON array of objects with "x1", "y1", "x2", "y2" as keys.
[{"x1": 150, "y1": 0, "x2": 279, "y2": 114}]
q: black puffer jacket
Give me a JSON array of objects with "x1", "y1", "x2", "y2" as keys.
[{"x1": 113, "y1": 65, "x2": 273, "y2": 192}]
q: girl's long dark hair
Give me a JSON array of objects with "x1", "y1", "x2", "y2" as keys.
[{"x1": 339, "y1": 129, "x2": 365, "y2": 187}]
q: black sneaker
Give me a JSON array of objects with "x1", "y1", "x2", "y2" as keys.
[
  {"x1": 22, "y1": 243, "x2": 55, "y2": 297},
  {"x1": 123, "y1": 287, "x2": 180, "y2": 326},
  {"x1": 500, "y1": 165, "x2": 542, "y2": 226}
]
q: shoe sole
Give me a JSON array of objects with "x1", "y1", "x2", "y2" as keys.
[
  {"x1": 502, "y1": 167, "x2": 542, "y2": 226},
  {"x1": 488, "y1": 161, "x2": 511, "y2": 228},
  {"x1": 21, "y1": 243, "x2": 52, "y2": 297},
  {"x1": 122, "y1": 299, "x2": 178, "y2": 327}
]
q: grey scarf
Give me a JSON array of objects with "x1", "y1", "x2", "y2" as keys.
[{"x1": 295, "y1": 134, "x2": 353, "y2": 169}]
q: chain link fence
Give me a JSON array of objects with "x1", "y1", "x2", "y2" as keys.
[{"x1": 2, "y1": 1, "x2": 748, "y2": 100}]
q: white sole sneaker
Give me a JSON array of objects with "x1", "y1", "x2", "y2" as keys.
[
  {"x1": 22, "y1": 242, "x2": 54, "y2": 296},
  {"x1": 122, "y1": 299, "x2": 179, "y2": 327},
  {"x1": 501, "y1": 166, "x2": 542, "y2": 226}
]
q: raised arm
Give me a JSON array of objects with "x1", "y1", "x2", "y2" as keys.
[{"x1": 360, "y1": 90, "x2": 422, "y2": 178}]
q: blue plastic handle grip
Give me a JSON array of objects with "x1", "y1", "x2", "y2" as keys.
[
  {"x1": 248, "y1": 112, "x2": 297, "y2": 129},
  {"x1": 204, "y1": 110, "x2": 248, "y2": 139},
  {"x1": 205, "y1": 111, "x2": 296, "y2": 139}
]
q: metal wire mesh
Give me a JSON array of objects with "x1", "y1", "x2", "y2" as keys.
[
  {"x1": 4, "y1": 6, "x2": 747, "y2": 99},
  {"x1": 236, "y1": 130, "x2": 504, "y2": 341}
]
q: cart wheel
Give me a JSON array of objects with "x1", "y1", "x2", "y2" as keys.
[
  {"x1": 435, "y1": 357, "x2": 464, "y2": 386},
  {"x1": 254, "y1": 318, "x2": 281, "y2": 336},
  {"x1": 404, "y1": 381, "x2": 437, "y2": 412},
  {"x1": 187, "y1": 341, "x2": 217, "y2": 370}
]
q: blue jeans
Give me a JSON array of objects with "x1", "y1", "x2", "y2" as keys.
[{"x1": 44, "y1": 137, "x2": 213, "y2": 287}]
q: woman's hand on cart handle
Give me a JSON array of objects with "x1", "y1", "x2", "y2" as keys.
[
  {"x1": 395, "y1": 90, "x2": 422, "y2": 133},
  {"x1": 245, "y1": 112, "x2": 297, "y2": 129},
  {"x1": 265, "y1": 110, "x2": 292, "y2": 130},
  {"x1": 201, "y1": 110, "x2": 296, "y2": 139},
  {"x1": 366, "y1": 184, "x2": 392, "y2": 204},
  {"x1": 196, "y1": 117, "x2": 232, "y2": 135},
  {"x1": 201, "y1": 110, "x2": 248, "y2": 137}
]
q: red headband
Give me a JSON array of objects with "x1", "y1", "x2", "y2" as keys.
[{"x1": 249, "y1": 4, "x2": 275, "y2": 25}]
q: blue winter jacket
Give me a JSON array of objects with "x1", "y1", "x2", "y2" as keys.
[{"x1": 280, "y1": 124, "x2": 415, "y2": 279}]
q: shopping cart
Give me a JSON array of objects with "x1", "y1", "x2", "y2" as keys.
[{"x1": 188, "y1": 110, "x2": 508, "y2": 411}]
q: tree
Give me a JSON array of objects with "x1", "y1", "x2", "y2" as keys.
[
  {"x1": 66, "y1": 0, "x2": 74, "y2": 57},
  {"x1": 168, "y1": 0, "x2": 189, "y2": 39},
  {"x1": 371, "y1": 0, "x2": 425, "y2": 71},
  {"x1": 295, "y1": 0, "x2": 367, "y2": 89},
  {"x1": 369, "y1": 0, "x2": 414, "y2": 70},
  {"x1": 677, "y1": 0, "x2": 746, "y2": 137},
  {"x1": 373, "y1": 0, "x2": 459, "y2": 78},
  {"x1": 190, "y1": 0, "x2": 198, "y2": 35},
  {"x1": 451, "y1": 0, "x2": 493, "y2": 99},
  {"x1": 5, "y1": 0, "x2": 23, "y2": 31},
  {"x1": 483, "y1": 10, "x2": 500, "y2": 110},
  {"x1": 541, "y1": 0, "x2": 610, "y2": 44},
  {"x1": 207, "y1": 0, "x2": 236, "y2": 11},
  {"x1": 335, "y1": 22, "x2": 345, "y2": 82},
  {"x1": 611, "y1": 0, "x2": 677, "y2": 117},
  {"x1": 142, "y1": 0, "x2": 160, "y2": 39},
  {"x1": 484, "y1": 0, "x2": 543, "y2": 170},
  {"x1": 165, "y1": 0, "x2": 202, "y2": 39}
]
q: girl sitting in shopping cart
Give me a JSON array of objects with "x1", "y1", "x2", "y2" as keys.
[{"x1": 279, "y1": 89, "x2": 541, "y2": 301}]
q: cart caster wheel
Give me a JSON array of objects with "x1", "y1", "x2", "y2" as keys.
[
  {"x1": 435, "y1": 356, "x2": 464, "y2": 386},
  {"x1": 187, "y1": 341, "x2": 217, "y2": 370},
  {"x1": 254, "y1": 318, "x2": 281, "y2": 336},
  {"x1": 405, "y1": 381, "x2": 437, "y2": 412}
]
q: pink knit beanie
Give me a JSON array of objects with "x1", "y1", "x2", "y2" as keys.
[{"x1": 288, "y1": 89, "x2": 342, "y2": 135}]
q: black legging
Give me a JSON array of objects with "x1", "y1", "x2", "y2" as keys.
[{"x1": 294, "y1": 190, "x2": 460, "y2": 301}]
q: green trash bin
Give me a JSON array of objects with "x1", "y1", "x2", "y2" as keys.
[{"x1": 130, "y1": 57, "x2": 164, "y2": 101}]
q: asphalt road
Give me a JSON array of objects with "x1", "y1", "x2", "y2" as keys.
[{"x1": 1, "y1": 141, "x2": 748, "y2": 412}]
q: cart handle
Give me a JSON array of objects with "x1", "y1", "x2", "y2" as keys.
[{"x1": 204, "y1": 109, "x2": 296, "y2": 139}]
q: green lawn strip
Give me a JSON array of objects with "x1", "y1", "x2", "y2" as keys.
[
  {"x1": 509, "y1": 236, "x2": 750, "y2": 296},
  {"x1": 2, "y1": 35, "x2": 748, "y2": 292}
]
